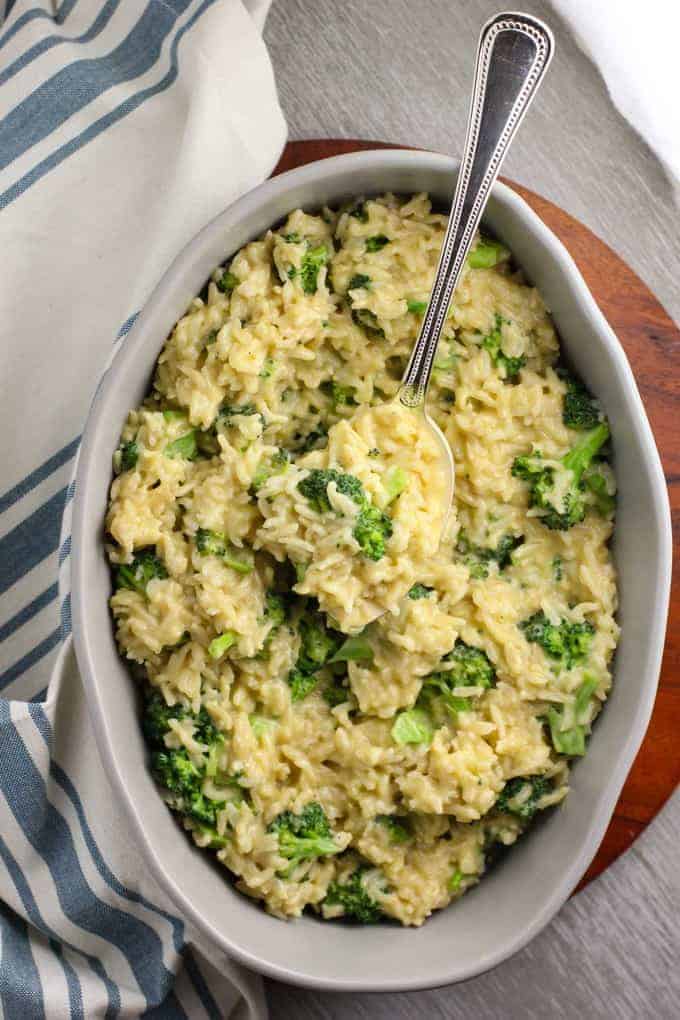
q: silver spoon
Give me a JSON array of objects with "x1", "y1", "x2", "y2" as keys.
[{"x1": 397, "y1": 10, "x2": 554, "y2": 518}]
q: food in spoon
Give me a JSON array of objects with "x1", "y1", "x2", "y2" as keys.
[
  {"x1": 106, "y1": 193, "x2": 618, "y2": 926},
  {"x1": 255, "y1": 402, "x2": 449, "y2": 633}
]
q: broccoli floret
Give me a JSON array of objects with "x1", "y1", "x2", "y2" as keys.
[
  {"x1": 264, "y1": 591, "x2": 287, "y2": 632},
  {"x1": 348, "y1": 273, "x2": 371, "y2": 291},
  {"x1": 560, "y1": 370, "x2": 602, "y2": 430},
  {"x1": 151, "y1": 749, "x2": 224, "y2": 828},
  {"x1": 481, "y1": 314, "x2": 525, "y2": 379},
  {"x1": 299, "y1": 244, "x2": 329, "y2": 294},
  {"x1": 297, "y1": 612, "x2": 342, "y2": 671},
  {"x1": 552, "y1": 556, "x2": 563, "y2": 582},
  {"x1": 117, "y1": 439, "x2": 139, "y2": 472},
  {"x1": 195, "y1": 529, "x2": 254, "y2": 574},
  {"x1": 407, "y1": 583, "x2": 435, "y2": 600},
  {"x1": 365, "y1": 234, "x2": 389, "y2": 253},
  {"x1": 376, "y1": 815, "x2": 411, "y2": 844},
  {"x1": 495, "y1": 775, "x2": 550, "y2": 820},
  {"x1": 353, "y1": 504, "x2": 393, "y2": 561},
  {"x1": 217, "y1": 402, "x2": 261, "y2": 426},
  {"x1": 287, "y1": 609, "x2": 342, "y2": 702},
  {"x1": 115, "y1": 548, "x2": 168, "y2": 595},
  {"x1": 520, "y1": 611, "x2": 594, "y2": 670},
  {"x1": 467, "y1": 237, "x2": 510, "y2": 269},
  {"x1": 323, "y1": 677, "x2": 351, "y2": 708},
  {"x1": 250, "y1": 449, "x2": 291, "y2": 493},
  {"x1": 407, "y1": 299, "x2": 427, "y2": 315},
  {"x1": 216, "y1": 270, "x2": 238, "y2": 294},
  {"x1": 512, "y1": 422, "x2": 611, "y2": 530},
  {"x1": 433, "y1": 639, "x2": 496, "y2": 689},
  {"x1": 421, "y1": 640, "x2": 495, "y2": 719},
  {"x1": 164, "y1": 430, "x2": 198, "y2": 461},
  {"x1": 455, "y1": 530, "x2": 524, "y2": 578},
  {"x1": 329, "y1": 382, "x2": 357, "y2": 408},
  {"x1": 324, "y1": 868, "x2": 384, "y2": 922},
  {"x1": 142, "y1": 692, "x2": 185, "y2": 747},
  {"x1": 297, "y1": 468, "x2": 365, "y2": 514},
  {"x1": 287, "y1": 669, "x2": 322, "y2": 702},
  {"x1": 583, "y1": 469, "x2": 616, "y2": 517},
  {"x1": 268, "y1": 803, "x2": 340, "y2": 874}
]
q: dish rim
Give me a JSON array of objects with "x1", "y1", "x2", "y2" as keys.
[{"x1": 71, "y1": 147, "x2": 673, "y2": 991}]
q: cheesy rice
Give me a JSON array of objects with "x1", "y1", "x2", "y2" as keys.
[{"x1": 106, "y1": 193, "x2": 618, "y2": 926}]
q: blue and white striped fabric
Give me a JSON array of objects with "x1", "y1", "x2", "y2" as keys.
[{"x1": 0, "y1": 1, "x2": 286, "y2": 1014}]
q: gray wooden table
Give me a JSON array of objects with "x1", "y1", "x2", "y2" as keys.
[{"x1": 263, "y1": 2, "x2": 680, "y2": 1016}]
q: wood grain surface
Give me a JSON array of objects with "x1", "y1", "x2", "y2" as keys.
[{"x1": 272, "y1": 138, "x2": 680, "y2": 891}]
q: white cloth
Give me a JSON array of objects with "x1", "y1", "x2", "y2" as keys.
[
  {"x1": 0, "y1": 1, "x2": 286, "y2": 1015},
  {"x1": 551, "y1": 0, "x2": 680, "y2": 187}
]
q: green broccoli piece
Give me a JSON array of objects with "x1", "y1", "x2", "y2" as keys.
[
  {"x1": 250, "y1": 449, "x2": 291, "y2": 493},
  {"x1": 287, "y1": 609, "x2": 342, "y2": 702},
  {"x1": 520, "y1": 611, "x2": 595, "y2": 670},
  {"x1": 264, "y1": 591, "x2": 287, "y2": 632},
  {"x1": 329, "y1": 631, "x2": 373, "y2": 664},
  {"x1": 150, "y1": 748, "x2": 224, "y2": 828},
  {"x1": 297, "y1": 612, "x2": 342, "y2": 672},
  {"x1": 406, "y1": 299, "x2": 427, "y2": 315},
  {"x1": 391, "y1": 707, "x2": 434, "y2": 745},
  {"x1": 164, "y1": 430, "x2": 198, "y2": 460},
  {"x1": 353, "y1": 504, "x2": 393, "y2": 561},
  {"x1": 217, "y1": 402, "x2": 261, "y2": 426},
  {"x1": 455, "y1": 530, "x2": 523, "y2": 578},
  {"x1": 142, "y1": 692, "x2": 186, "y2": 747},
  {"x1": 268, "y1": 803, "x2": 340, "y2": 875},
  {"x1": 297, "y1": 468, "x2": 365, "y2": 513},
  {"x1": 448, "y1": 869, "x2": 464, "y2": 891},
  {"x1": 481, "y1": 314, "x2": 525, "y2": 379},
  {"x1": 495, "y1": 775, "x2": 550, "y2": 820},
  {"x1": 324, "y1": 868, "x2": 384, "y2": 922},
  {"x1": 327, "y1": 382, "x2": 357, "y2": 409},
  {"x1": 583, "y1": 469, "x2": 616, "y2": 517},
  {"x1": 407, "y1": 583, "x2": 435, "y2": 600},
  {"x1": 323, "y1": 677, "x2": 351, "y2": 708},
  {"x1": 545, "y1": 674, "x2": 600, "y2": 756},
  {"x1": 208, "y1": 632, "x2": 237, "y2": 660},
  {"x1": 287, "y1": 669, "x2": 323, "y2": 702},
  {"x1": 552, "y1": 556, "x2": 563, "y2": 582},
  {"x1": 217, "y1": 270, "x2": 238, "y2": 294},
  {"x1": 115, "y1": 548, "x2": 168, "y2": 595},
  {"x1": 299, "y1": 244, "x2": 329, "y2": 294},
  {"x1": 259, "y1": 357, "x2": 276, "y2": 379},
  {"x1": 117, "y1": 439, "x2": 139, "y2": 472},
  {"x1": 467, "y1": 238, "x2": 510, "y2": 269},
  {"x1": 376, "y1": 815, "x2": 411, "y2": 844},
  {"x1": 195, "y1": 529, "x2": 254, "y2": 574},
  {"x1": 512, "y1": 422, "x2": 611, "y2": 530},
  {"x1": 559, "y1": 370, "x2": 602, "y2": 430},
  {"x1": 365, "y1": 234, "x2": 389, "y2": 253},
  {"x1": 348, "y1": 273, "x2": 371, "y2": 291},
  {"x1": 384, "y1": 467, "x2": 408, "y2": 504},
  {"x1": 428, "y1": 639, "x2": 497, "y2": 691},
  {"x1": 351, "y1": 308, "x2": 385, "y2": 337}
]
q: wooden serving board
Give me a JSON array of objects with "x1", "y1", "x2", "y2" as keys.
[{"x1": 271, "y1": 139, "x2": 680, "y2": 891}]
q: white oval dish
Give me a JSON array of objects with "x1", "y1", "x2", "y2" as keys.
[{"x1": 71, "y1": 149, "x2": 672, "y2": 991}]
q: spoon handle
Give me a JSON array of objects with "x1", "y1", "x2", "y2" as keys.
[{"x1": 400, "y1": 11, "x2": 554, "y2": 406}]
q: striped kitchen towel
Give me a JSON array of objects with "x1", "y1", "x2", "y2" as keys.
[{"x1": 0, "y1": 1, "x2": 286, "y2": 1015}]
